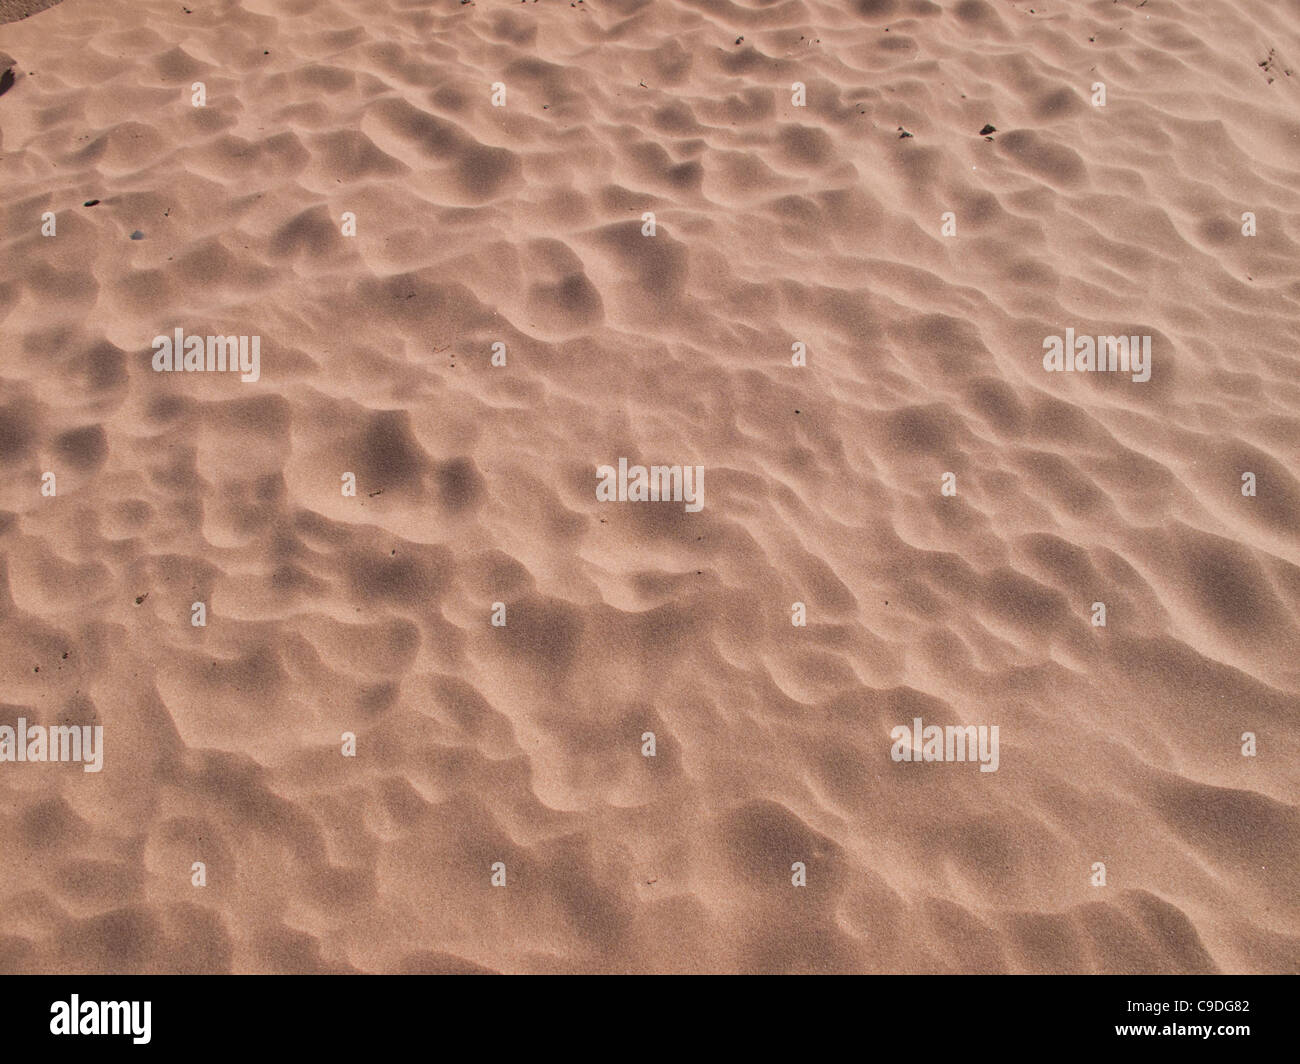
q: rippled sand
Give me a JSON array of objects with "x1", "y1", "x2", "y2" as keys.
[{"x1": 0, "y1": 0, "x2": 1297, "y2": 974}]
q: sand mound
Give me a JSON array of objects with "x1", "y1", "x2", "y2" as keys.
[{"x1": 0, "y1": 0, "x2": 63, "y2": 28}]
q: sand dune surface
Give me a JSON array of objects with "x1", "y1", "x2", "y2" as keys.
[{"x1": 0, "y1": 0, "x2": 1297, "y2": 973}]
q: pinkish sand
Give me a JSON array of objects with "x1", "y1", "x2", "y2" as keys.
[{"x1": 0, "y1": 0, "x2": 1297, "y2": 974}]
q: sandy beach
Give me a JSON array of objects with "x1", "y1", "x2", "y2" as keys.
[{"x1": 0, "y1": 0, "x2": 1297, "y2": 974}]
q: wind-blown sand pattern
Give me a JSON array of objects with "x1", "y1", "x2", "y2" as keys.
[{"x1": 1, "y1": 0, "x2": 1297, "y2": 975}]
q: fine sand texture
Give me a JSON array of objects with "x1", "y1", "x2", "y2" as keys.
[
  {"x1": 0, "y1": 0, "x2": 63, "y2": 27},
  {"x1": 0, "y1": 0, "x2": 1297, "y2": 974}
]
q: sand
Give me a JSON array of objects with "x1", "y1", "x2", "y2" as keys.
[
  {"x1": 0, "y1": 0, "x2": 1297, "y2": 974},
  {"x1": 0, "y1": 0, "x2": 62, "y2": 26}
]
